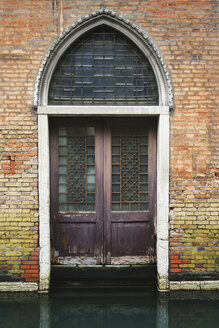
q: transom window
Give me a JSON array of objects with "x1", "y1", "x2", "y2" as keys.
[{"x1": 49, "y1": 26, "x2": 158, "y2": 105}]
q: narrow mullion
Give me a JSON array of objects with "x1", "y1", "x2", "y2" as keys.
[
  {"x1": 103, "y1": 122, "x2": 112, "y2": 263},
  {"x1": 138, "y1": 136, "x2": 141, "y2": 211},
  {"x1": 85, "y1": 134, "x2": 87, "y2": 211}
]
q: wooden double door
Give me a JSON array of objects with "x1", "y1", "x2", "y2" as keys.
[{"x1": 50, "y1": 117, "x2": 156, "y2": 265}]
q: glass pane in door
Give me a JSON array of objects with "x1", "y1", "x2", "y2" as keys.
[
  {"x1": 111, "y1": 127, "x2": 148, "y2": 211},
  {"x1": 58, "y1": 126, "x2": 95, "y2": 212}
]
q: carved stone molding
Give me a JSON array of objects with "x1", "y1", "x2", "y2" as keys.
[{"x1": 34, "y1": 8, "x2": 174, "y2": 109}]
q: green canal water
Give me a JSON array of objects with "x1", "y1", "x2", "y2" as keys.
[{"x1": 0, "y1": 289, "x2": 218, "y2": 328}]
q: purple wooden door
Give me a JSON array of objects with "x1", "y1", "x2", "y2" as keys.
[{"x1": 50, "y1": 118, "x2": 156, "y2": 265}]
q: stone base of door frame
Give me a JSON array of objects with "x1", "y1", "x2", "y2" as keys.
[
  {"x1": 0, "y1": 282, "x2": 38, "y2": 292},
  {"x1": 169, "y1": 280, "x2": 219, "y2": 291},
  {"x1": 0, "y1": 280, "x2": 219, "y2": 292}
]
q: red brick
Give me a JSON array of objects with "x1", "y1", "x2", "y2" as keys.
[
  {"x1": 22, "y1": 261, "x2": 38, "y2": 265},
  {"x1": 24, "y1": 269, "x2": 38, "y2": 274},
  {"x1": 170, "y1": 268, "x2": 182, "y2": 273},
  {"x1": 21, "y1": 273, "x2": 39, "y2": 278},
  {"x1": 20, "y1": 265, "x2": 30, "y2": 269},
  {"x1": 29, "y1": 256, "x2": 39, "y2": 261},
  {"x1": 30, "y1": 265, "x2": 39, "y2": 269},
  {"x1": 171, "y1": 260, "x2": 182, "y2": 264},
  {"x1": 170, "y1": 264, "x2": 179, "y2": 268},
  {"x1": 170, "y1": 256, "x2": 179, "y2": 260}
]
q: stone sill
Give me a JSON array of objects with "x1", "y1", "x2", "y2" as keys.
[
  {"x1": 0, "y1": 282, "x2": 38, "y2": 292},
  {"x1": 170, "y1": 281, "x2": 219, "y2": 291}
]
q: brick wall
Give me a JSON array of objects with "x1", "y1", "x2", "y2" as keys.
[
  {"x1": 0, "y1": 0, "x2": 218, "y2": 283},
  {"x1": 167, "y1": 0, "x2": 219, "y2": 279}
]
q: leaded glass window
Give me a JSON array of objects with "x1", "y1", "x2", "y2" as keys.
[
  {"x1": 58, "y1": 126, "x2": 95, "y2": 212},
  {"x1": 49, "y1": 26, "x2": 158, "y2": 105},
  {"x1": 111, "y1": 127, "x2": 149, "y2": 211}
]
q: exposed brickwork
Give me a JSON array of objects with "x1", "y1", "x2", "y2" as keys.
[
  {"x1": 168, "y1": 0, "x2": 219, "y2": 278},
  {"x1": 20, "y1": 247, "x2": 39, "y2": 282},
  {"x1": 0, "y1": 0, "x2": 218, "y2": 283}
]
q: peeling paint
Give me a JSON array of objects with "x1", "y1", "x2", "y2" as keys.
[
  {"x1": 57, "y1": 256, "x2": 98, "y2": 265},
  {"x1": 54, "y1": 255, "x2": 156, "y2": 266},
  {"x1": 111, "y1": 256, "x2": 156, "y2": 265}
]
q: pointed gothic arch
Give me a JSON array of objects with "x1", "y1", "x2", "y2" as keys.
[
  {"x1": 34, "y1": 9, "x2": 173, "y2": 109},
  {"x1": 36, "y1": 9, "x2": 172, "y2": 292}
]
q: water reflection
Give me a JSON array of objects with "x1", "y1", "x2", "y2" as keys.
[
  {"x1": 49, "y1": 291, "x2": 156, "y2": 328},
  {"x1": 0, "y1": 290, "x2": 218, "y2": 328},
  {"x1": 0, "y1": 293, "x2": 40, "y2": 328}
]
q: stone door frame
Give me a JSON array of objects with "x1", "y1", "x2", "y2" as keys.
[{"x1": 35, "y1": 10, "x2": 173, "y2": 291}]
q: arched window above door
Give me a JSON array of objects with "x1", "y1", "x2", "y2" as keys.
[
  {"x1": 48, "y1": 26, "x2": 158, "y2": 105},
  {"x1": 34, "y1": 9, "x2": 174, "y2": 109}
]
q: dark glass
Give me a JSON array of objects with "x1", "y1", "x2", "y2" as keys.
[
  {"x1": 112, "y1": 165, "x2": 120, "y2": 173},
  {"x1": 49, "y1": 26, "x2": 158, "y2": 105},
  {"x1": 112, "y1": 127, "x2": 149, "y2": 212},
  {"x1": 112, "y1": 184, "x2": 120, "y2": 192},
  {"x1": 58, "y1": 127, "x2": 95, "y2": 212}
]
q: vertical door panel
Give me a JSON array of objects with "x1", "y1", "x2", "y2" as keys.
[
  {"x1": 111, "y1": 222, "x2": 150, "y2": 255},
  {"x1": 50, "y1": 119, "x2": 104, "y2": 265},
  {"x1": 105, "y1": 118, "x2": 157, "y2": 265}
]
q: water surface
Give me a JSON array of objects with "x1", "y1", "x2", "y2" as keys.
[{"x1": 0, "y1": 289, "x2": 218, "y2": 328}]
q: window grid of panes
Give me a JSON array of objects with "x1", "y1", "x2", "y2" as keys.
[
  {"x1": 58, "y1": 127, "x2": 95, "y2": 212},
  {"x1": 49, "y1": 26, "x2": 158, "y2": 105},
  {"x1": 111, "y1": 128, "x2": 149, "y2": 211}
]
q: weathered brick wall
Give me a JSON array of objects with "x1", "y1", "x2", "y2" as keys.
[
  {"x1": 167, "y1": 1, "x2": 219, "y2": 279},
  {"x1": 0, "y1": 0, "x2": 55, "y2": 282},
  {"x1": 0, "y1": 0, "x2": 218, "y2": 283}
]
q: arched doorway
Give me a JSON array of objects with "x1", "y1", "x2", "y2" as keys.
[{"x1": 35, "y1": 9, "x2": 173, "y2": 291}]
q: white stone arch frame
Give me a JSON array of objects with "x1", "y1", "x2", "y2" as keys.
[{"x1": 36, "y1": 9, "x2": 172, "y2": 292}]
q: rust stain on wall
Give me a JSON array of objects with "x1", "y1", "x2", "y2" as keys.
[{"x1": 52, "y1": 0, "x2": 59, "y2": 12}]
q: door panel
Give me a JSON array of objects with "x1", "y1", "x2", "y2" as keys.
[
  {"x1": 50, "y1": 118, "x2": 156, "y2": 265},
  {"x1": 58, "y1": 222, "x2": 96, "y2": 254},
  {"x1": 50, "y1": 119, "x2": 103, "y2": 264},
  {"x1": 111, "y1": 222, "x2": 150, "y2": 255},
  {"x1": 104, "y1": 119, "x2": 156, "y2": 264}
]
